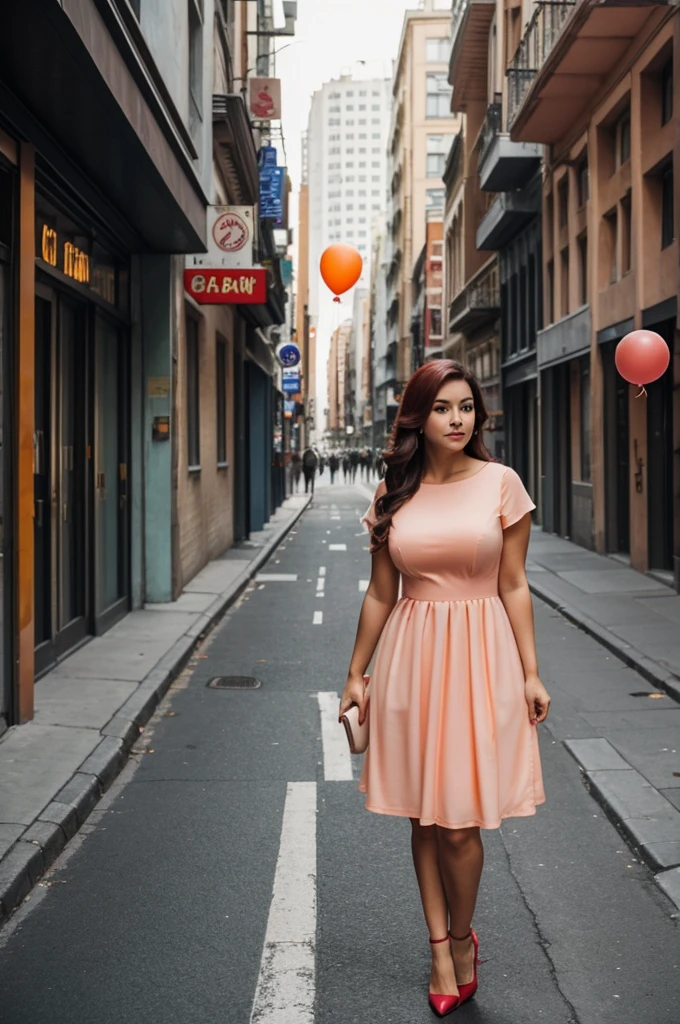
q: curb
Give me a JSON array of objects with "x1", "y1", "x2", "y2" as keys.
[
  {"x1": 527, "y1": 577, "x2": 680, "y2": 705},
  {"x1": 0, "y1": 496, "x2": 312, "y2": 930}
]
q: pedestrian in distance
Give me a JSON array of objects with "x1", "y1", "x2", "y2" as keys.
[
  {"x1": 301, "y1": 446, "x2": 318, "y2": 495},
  {"x1": 291, "y1": 450, "x2": 302, "y2": 493},
  {"x1": 339, "y1": 359, "x2": 551, "y2": 1017},
  {"x1": 349, "y1": 447, "x2": 359, "y2": 483},
  {"x1": 342, "y1": 452, "x2": 351, "y2": 484},
  {"x1": 359, "y1": 448, "x2": 369, "y2": 482},
  {"x1": 329, "y1": 452, "x2": 340, "y2": 484}
]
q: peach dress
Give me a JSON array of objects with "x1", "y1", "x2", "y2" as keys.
[{"x1": 358, "y1": 460, "x2": 546, "y2": 830}]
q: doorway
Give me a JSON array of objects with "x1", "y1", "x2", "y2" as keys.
[
  {"x1": 34, "y1": 287, "x2": 88, "y2": 674},
  {"x1": 602, "y1": 340, "x2": 630, "y2": 554},
  {"x1": 646, "y1": 319, "x2": 674, "y2": 572}
]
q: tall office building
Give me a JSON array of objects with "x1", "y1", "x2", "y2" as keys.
[{"x1": 305, "y1": 72, "x2": 392, "y2": 432}]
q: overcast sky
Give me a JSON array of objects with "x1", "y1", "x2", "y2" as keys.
[{"x1": 273, "y1": 0, "x2": 416, "y2": 431}]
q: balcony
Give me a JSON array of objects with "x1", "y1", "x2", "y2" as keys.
[
  {"x1": 448, "y1": 260, "x2": 500, "y2": 334},
  {"x1": 449, "y1": 0, "x2": 496, "y2": 114},
  {"x1": 478, "y1": 99, "x2": 542, "y2": 192},
  {"x1": 508, "y1": 0, "x2": 668, "y2": 144},
  {"x1": 476, "y1": 177, "x2": 541, "y2": 250}
]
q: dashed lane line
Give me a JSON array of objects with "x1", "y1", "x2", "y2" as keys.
[
  {"x1": 313, "y1": 611, "x2": 323, "y2": 625},
  {"x1": 317, "y1": 692, "x2": 353, "y2": 782}
]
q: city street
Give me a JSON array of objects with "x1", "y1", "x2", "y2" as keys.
[{"x1": 0, "y1": 482, "x2": 679, "y2": 1024}]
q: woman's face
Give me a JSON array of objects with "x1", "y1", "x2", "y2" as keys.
[{"x1": 422, "y1": 378, "x2": 477, "y2": 453}]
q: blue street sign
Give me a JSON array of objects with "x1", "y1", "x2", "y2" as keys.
[
  {"x1": 259, "y1": 145, "x2": 285, "y2": 220},
  {"x1": 277, "y1": 343, "x2": 301, "y2": 368},
  {"x1": 282, "y1": 372, "x2": 300, "y2": 393}
]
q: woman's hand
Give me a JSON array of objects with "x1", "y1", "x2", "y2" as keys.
[
  {"x1": 339, "y1": 673, "x2": 369, "y2": 725},
  {"x1": 524, "y1": 674, "x2": 551, "y2": 725}
]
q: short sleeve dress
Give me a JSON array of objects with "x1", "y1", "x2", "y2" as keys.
[{"x1": 359, "y1": 460, "x2": 546, "y2": 830}]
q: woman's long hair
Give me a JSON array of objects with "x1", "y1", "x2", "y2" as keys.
[{"x1": 370, "y1": 360, "x2": 494, "y2": 551}]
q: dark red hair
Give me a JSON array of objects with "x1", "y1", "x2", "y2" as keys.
[{"x1": 370, "y1": 360, "x2": 494, "y2": 551}]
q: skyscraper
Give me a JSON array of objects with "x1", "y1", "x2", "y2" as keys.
[{"x1": 305, "y1": 72, "x2": 392, "y2": 434}]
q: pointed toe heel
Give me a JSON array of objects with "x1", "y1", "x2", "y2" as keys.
[
  {"x1": 448, "y1": 928, "x2": 480, "y2": 1006},
  {"x1": 428, "y1": 934, "x2": 460, "y2": 1017}
]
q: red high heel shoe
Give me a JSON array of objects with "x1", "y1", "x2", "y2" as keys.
[
  {"x1": 448, "y1": 929, "x2": 480, "y2": 1006},
  {"x1": 428, "y1": 935, "x2": 460, "y2": 1017}
]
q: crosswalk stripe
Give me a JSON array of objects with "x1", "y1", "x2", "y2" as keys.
[
  {"x1": 249, "y1": 782, "x2": 316, "y2": 1023},
  {"x1": 317, "y1": 692, "x2": 353, "y2": 782}
]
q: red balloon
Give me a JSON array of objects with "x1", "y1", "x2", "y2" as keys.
[
  {"x1": 615, "y1": 330, "x2": 669, "y2": 386},
  {"x1": 320, "y1": 244, "x2": 363, "y2": 300}
]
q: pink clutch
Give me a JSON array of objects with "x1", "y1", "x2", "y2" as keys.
[{"x1": 340, "y1": 675, "x2": 371, "y2": 754}]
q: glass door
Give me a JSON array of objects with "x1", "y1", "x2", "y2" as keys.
[
  {"x1": 93, "y1": 313, "x2": 128, "y2": 631},
  {"x1": 34, "y1": 285, "x2": 88, "y2": 675}
]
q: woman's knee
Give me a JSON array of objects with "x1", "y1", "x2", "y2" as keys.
[
  {"x1": 436, "y1": 825, "x2": 479, "y2": 852},
  {"x1": 410, "y1": 818, "x2": 438, "y2": 841}
]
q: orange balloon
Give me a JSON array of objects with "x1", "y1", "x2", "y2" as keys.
[
  {"x1": 320, "y1": 244, "x2": 363, "y2": 299},
  {"x1": 615, "y1": 330, "x2": 669, "y2": 386}
]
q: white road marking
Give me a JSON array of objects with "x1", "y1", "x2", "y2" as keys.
[
  {"x1": 317, "y1": 692, "x2": 353, "y2": 782},
  {"x1": 313, "y1": 611, "x2": 323, "y2": 625},
  {"x1": 255, "y1": 574, "x2": 298, "y2": 582},
  {"x1": 249, "y1": 782, "x2": 316, "y2": 1024},
  {"x1": 359, "y1": 580, "x2": 369, "y2": 592},
  {"x1": 326, "y1": 530, "x2": 331, "y2": 534},
  {"x1": 316, "y1": 577, "x2": 325, "y2": 593},
  {"x1": 329, "y1": 544, "x2": 347, "y2": 551},
  {"x1": 319, "y1": 566, "x2": 326, "y2": 576},
  {"x1": 331, "y1": 515, "x2": 341, "y2": 520}
]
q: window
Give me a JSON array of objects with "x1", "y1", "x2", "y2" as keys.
[
  {"x1": 216, "y1": 336, "x2": 227, "y2": 465},
  {"x1": 547, "y1": 260, "x2": 554, "y2": 323},
  {"x1": 430, "y1": 308, "x2": 442, "y2": 336},
  {"x1": 577, "y1": 233, "x2": 588, "y2": 305},
  {"x1": 579, "y1": 357, "x2": 591, "y2": 482},
  {"x1": 662, "y1": 58, "x2": 673, "y2": 125},
  {"x1": 560, "y1": 247, "x2": 569, "y2": 317},
  {"x1": 346, "y1": 105, "x2": 354, "y2": 111},
  {"x1": 346, "y1": 119, "x2": 354, "y2": 126},
  {"x1": 577, "y1": 158, "x2": 589, "y2": 207},
  {"x1": 188, "y1": 0, "x2": 203, "y2": 137},
  {"x1": 426, "y1": 73, "x2": 452, "y2": 117},
  {"x1": 328, "y1": 118, "x2": 340, "y2": 126},
  {"x1": 558, "y1": 177, "x2": 568, "y2": 228},
  {"x1": 426, "y1": 38, "x2": 449, "y2": 62},
  {"x1": 186, "y1": 311, "x2": 200, "y2": 469},
  {"x1": 359, "y1": 104, "x2": 366, "y2": 111},
  {"x1": 621, "y1": 193, "x2": 631, "y2": 272},
  {"x1": 426, "y1": 134, "x2": 451, "y2": 177},
  {"x1": 662, "y1": 163, "x2": 674, "y2": 248},
  {"x1": 604, "y1": 208, "x2": 617, "y2": 283},
  {"x1": 616, "y1": 110, "x2": 631, "y2": 167},
  {"x1": 329, "y1": 105, "x2": 340, "y2": 113},
  {"x1": 426, "y1": 187, "x2": 445, "y2": 209}
]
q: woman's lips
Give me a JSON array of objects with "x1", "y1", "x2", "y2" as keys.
[{"x1": 446, "y1": 432, "x2": 465, "y2": 438}]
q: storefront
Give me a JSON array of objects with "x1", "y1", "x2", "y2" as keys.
[{"x1": 33, "y1": 189, "x2": 131, "y2": 676}]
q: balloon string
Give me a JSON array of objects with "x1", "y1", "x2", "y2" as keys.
[
  {"x1": 333, "y1": 296, "x2": 341, "y2": 303},
  {"x1": 634, "y1": 385, "x2": 647, "y2": 399}
]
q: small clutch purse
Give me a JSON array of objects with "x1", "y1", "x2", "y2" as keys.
[{"x1": 340, "y1": 675, "x2": 371, "y2": 754}]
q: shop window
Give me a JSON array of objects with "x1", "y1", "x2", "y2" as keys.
[
  {"x1": 662, "y1": 162, "x2": 674, "y2": 249},
  {"x1": 216, "y1": 336, "x2": 227, "y2": 466},
  {"x1": 662, "y1": 58, "x2": 673, "y2": 126},
  {"x1": 621, "y1": 193, "x2": 632, "y2": 272},
  {"x1": 577, "y1": 232, "x2": 588, "y2": 305},
  {"x1": 186, "y1": 311, "x2": 201, "y2": 470},
  {"x1": 580, "y1": 357, "x2": 591, "y2": 482}
]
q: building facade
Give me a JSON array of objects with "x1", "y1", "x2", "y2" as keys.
[{"x1": 508, "y1": 0, "x2": 678, "y2": 582}]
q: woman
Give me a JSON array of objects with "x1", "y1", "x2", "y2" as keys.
[{"x1": 339, "y1": 360, "x2": 550, "y2": 1017}]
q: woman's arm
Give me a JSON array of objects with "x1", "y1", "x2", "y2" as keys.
[{"x1": 339, "y1": 543, "x2": 400, "y2": 722}]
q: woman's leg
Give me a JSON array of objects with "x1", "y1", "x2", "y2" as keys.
[
  {"x1": 410, "y1": 819, "x2": 458, "y2": 996},
  {"x1": 436, "y1": 826, "x2": 484, "y2": 985}
]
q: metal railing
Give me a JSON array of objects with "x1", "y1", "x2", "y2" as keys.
[
  {"x1": 478, "y1": 98, "x2": 502, "y2": 171},
  {"x1": 507, "y1": 1, "x2": 576, "y2": 129},
  {"x1": 448, "y1": 260, "x2": 499, "y2": 330}
]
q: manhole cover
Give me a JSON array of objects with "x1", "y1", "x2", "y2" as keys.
[{"x1": 207, "y1": 676, "x2": 261, "y2": 690}]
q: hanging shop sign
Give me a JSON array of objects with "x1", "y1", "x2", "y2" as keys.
[
  {"x1": 276, "y1": 342, "x2": 301, "y2": 368},
  {"x1": 249, "y1": 78, "x2": 282, "y2": 121},
  {"x1": 183, "y1": 268, "x2": 267, "y2": 305},
  {"x1": 284, "y1": 400, "x2": 296, "y2": 419},
  {"x1": 259, "y1": 146, "x2": 285, "y2": 221},
  {"x1": 281, "y1": 367, "x2": 301, "y2": 393},
  {"x1": 186, "y1": 206, "x2": 254, "y2": 270}
]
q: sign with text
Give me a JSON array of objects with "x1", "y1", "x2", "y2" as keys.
[
  {"x1": 259, "y1": 146, "x2": 285, "y2": 221},
  {"x1": 282, "y1": 367, "x2": 301, "y2": 393},
  {"x1": 186, "y1": 206, "x2": 254, "y2": 269},
  {"x1": 184, "y1": 268, "x2": 267, "y2": 305}
]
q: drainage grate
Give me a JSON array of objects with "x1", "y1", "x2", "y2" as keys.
[{"x1": 207, "y1": 676, "x2": 262, "y2": 690}]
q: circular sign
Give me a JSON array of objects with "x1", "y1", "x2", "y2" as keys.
[
  {"x1": 277, "y1": 342, "x2": 301, "y2": 368},
  {"x1": 212, "y1": 211, "x2": 249, "y2": 253}
]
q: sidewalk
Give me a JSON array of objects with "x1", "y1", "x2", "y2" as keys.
[
  {"x1": 525, "y1": 528, "x2": 680, "y2": 909},
  {"x1": 0, "y1": 493, "x2": 311, "y2": 929}
]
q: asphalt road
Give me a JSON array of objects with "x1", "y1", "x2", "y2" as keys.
[{"x1": 0, "y1": 480, "x2": 678, "y2": 1024}]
